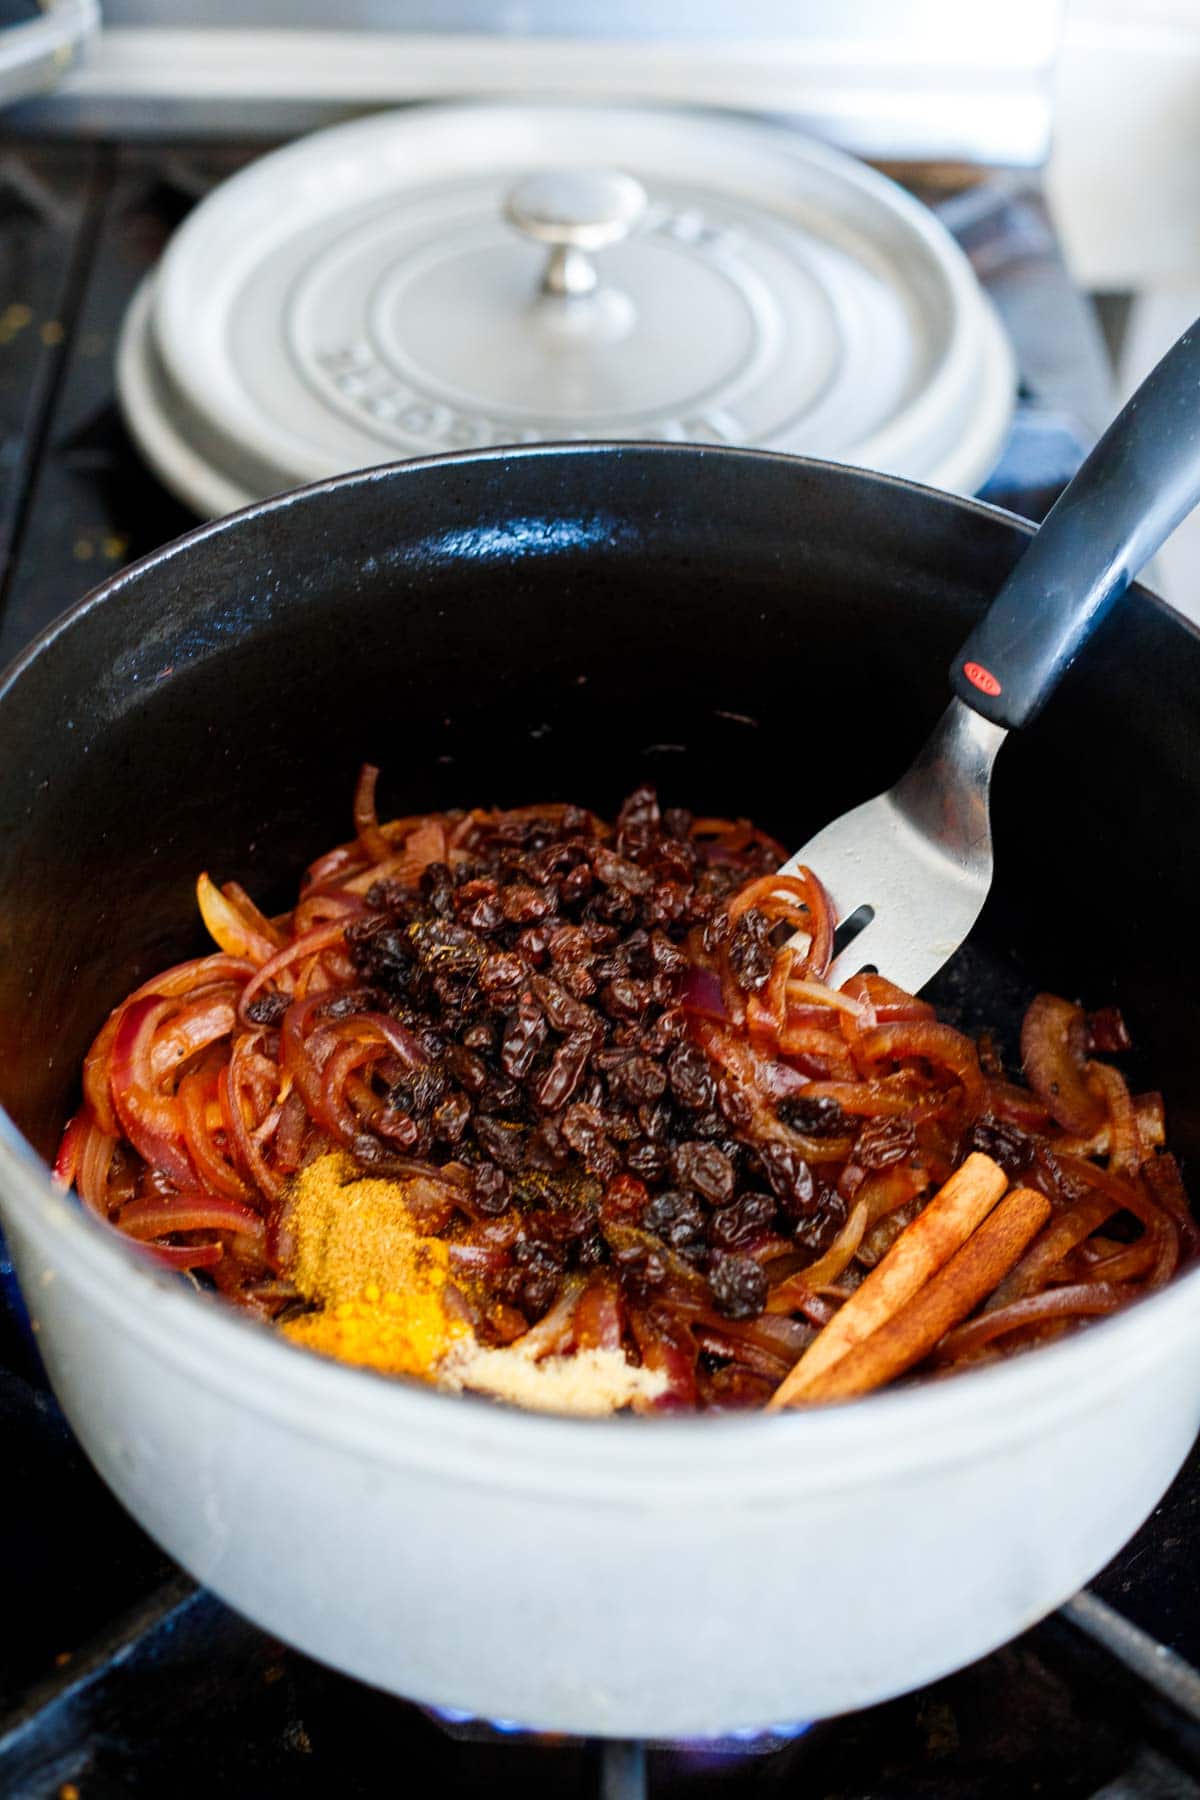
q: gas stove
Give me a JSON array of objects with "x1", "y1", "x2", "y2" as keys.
[{"x1": 1, "y1": 137, "x2": 1198, "y2": 1799}]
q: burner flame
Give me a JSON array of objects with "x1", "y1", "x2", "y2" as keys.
[{"x1": 423, "y1": 1703, "x2": 811, "y2": 1754}]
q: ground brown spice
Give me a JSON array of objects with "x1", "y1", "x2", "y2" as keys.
[
  {"x1": 279, "y1": 1150, "x2": 668, "y2": 1412},
  {"x1": 280, "y1": 1152, "x2": 468, "y2": 1379}
]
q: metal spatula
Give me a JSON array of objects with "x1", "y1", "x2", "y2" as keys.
[{"x1": 782, "y1": 317, "x2": 1200, "y2": 992}]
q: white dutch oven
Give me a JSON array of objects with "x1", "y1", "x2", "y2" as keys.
[{"x1": 0, "y1": 446, "x2": 1195, "y2": 1735}]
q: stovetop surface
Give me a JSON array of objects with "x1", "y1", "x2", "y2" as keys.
[{"x1": 0, "y1": 138, "x2": 1197, "y2": 1799}]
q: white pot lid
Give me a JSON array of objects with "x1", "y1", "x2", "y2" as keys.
[{"x1": 120, "y1": 102, "x2": 1015, "y2": 516}]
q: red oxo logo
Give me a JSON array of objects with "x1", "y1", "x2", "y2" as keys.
[{"x1": 963, "y1": 661, "x2": 1002, "y2": 698}]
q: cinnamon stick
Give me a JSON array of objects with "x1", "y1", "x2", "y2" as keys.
[
  {"x1": 983, "y1": 1191, "x2": 1113, "y2": 1312},
  {"x1": 766, "y1": 1151, "x2": 1008, "y2": 1410},
  {"x1": 796, "y1": 1186, "x2": 1053, "y2": 1403}
]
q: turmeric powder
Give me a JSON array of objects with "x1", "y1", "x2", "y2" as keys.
[{"x1": 280, "y1": 1152, "x2": 468, "y2": 1380}]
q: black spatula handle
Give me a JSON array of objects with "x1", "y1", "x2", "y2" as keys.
[{"x1": 951, "y1": 318, "x2": 1200, "y2": 729}]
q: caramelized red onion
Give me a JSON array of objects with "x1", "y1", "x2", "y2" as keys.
[
  {"x1": 53, "y1": 775, "x2": 1192, "y2": 1408},
  {"x1": 1020, "y1": 993, "x2": 1106, "y2": 1135}
]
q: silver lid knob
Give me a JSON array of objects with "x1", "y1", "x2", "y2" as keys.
[{"x1": 504, "y1": 169, "x2": 647, "y2": 298}]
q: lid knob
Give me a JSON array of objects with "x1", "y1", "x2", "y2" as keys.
[{"x1": 504, "y1": 169, "x2": 647, "y2": 298}]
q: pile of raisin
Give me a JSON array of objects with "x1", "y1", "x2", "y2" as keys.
[{"x1": 343, "y1": 788, "x2": 847, "y2": 1327}]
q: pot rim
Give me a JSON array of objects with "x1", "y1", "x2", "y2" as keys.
[{"x1": 3, "y1": 442, "x2": 1197, "y2": 1502}]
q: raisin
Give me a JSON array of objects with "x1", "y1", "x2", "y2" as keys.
[
  {"x1": 649, "y1": 931, "x2": 687, "y2": 977},
  {"x1": 612, "y1": 1242, "x2": 667, "y2": 1297},
  {"x1": 376, "y1": 1110, "x2": 420, "y2": 1151},
  {"x1": 621, "y1": 930, "x2": 654, "y2": 976},
  {"x1": 559, "y1": 863, "x2": 593, "y2": 903},
  {"x1": 671, "y1": 1141, "x2": 736, "y2": 1205},
  {"x1": 777, "y1": 1094, "x2": 849, "y2": 1137},
  {"x1": 474, "y1": 1116, "x2": 526, "y2": 1171},
  {"x1": 601, "y1": 978, "x2": 651, "y2": 1020},
  {"x1": 641, "y1": 1188, "x2": 707, "y2": 1252},
  {"x1": 970, "y1": 1115, "x2": 1035, "y2": 1177},
  {"x1": 548, "y1": 924, "x2": 593, "y2": 965},
  {"x1": 602, "y1": 1174, "x2": 648, "y2": 1220},
  {"x1": 603, "y1": 1105, "x2": 641, "y2": 1145},
  {"x1": 645, "y1": 1006, "x2": 687, "y2": 1054},
  {"x1": 708, "y1": 1192, "x2": 776, "y2": 1250},
  {"x1": 727, "y1": 909, "x2": 776, "y2": 990},
  {"x1": 505, "y1": 1239, "x2": 564, "y2": 1318},
  {"x1": 594, "y1": 845, "x2": 654, "y2": 895},
  {"x1": 472, "y1": 1162, "x2": 511, "y2": 1215},
  {"x1": 615, "y1": 784, "x2": 661, "y2": 855},
  {"x1": 501, "y1": 882, "x2": 557, "y2": 925},
  {"x1": 494, "y1": 815, "x2": 547, "y2": 849},
  {"x1": 717, "y1": 1079, "x2": 754, "y2": 1131},
  {"x1": 409, "y1": 918, "x2": 485, "y2": 981},
  {"x1": 422, "y1": 862, "x2": 455, "y2": 916},
  {"x1": 432, "y1": 1091, "x2": 470, "y2": 1144},
  {"x1": 444, "y1": 1045, "x2": 488, "y2": 1094},
  {"x1": 645, "y1": 883, "x2": 690, "y2": 928},
  {"x1": 591, "y1": 885, "x2": 639, "y2": 926},
  {"x1": 708, "y1": 1253, "x2": 768, "y2": 1319},
  {"x1": 532, "y1": 1033, "x2": 593, "y2": 1112},
  {"x1": 680, "y1": 1107, "x2": 717, "y2": 1143},
  {"x1": 526, "y1": 1119, "x2": 569, "y2": 1171},
  {"x1": 562, "y1": 1102, "x2": 606, "y2": 1154},
  {"x1": 557, "y1": 1094, "x2": 618, "y2": 1180},
  {"x1": 649, "y1": 842, "x2": 696, "y2": 885},
  {"x1": 349, "y1": 1132, "x2": 392, "y2": 1167},
  {"x1": 612, "y1": 1055, "x2": 667, "y2": 1105},
  {"x1": 637, "y1": 1101, "x2": 675, "y2": 1143},
  {"x1": 517, "y1": 924, "x2": 554, "y2": 962},
  {"x1": 530, "y1": 973, "x2": 598, "y2": 1035},
  {"x1": 396, "y1": 1065, "x2": 447, "y2": 1118},
  {"x1": 793, "y1": 1187, "x2": 846, "y2": 1252},
  {"x1": 454, "y1": 879, "x2": 504, "y2": 932},
  {"x1": 755, "y1": 1143, "x2": 816, "y2": 1213},
  {"x1": 625, "y1": 1139, "x2": 670, "y2": 1181},
  {"x1": 523, "y1": 843, "x2": 577, "y2": 885},
  {"x1": 856, "y1": 1116, "x2": 918, "y2": 1170},
  {"x1": 244, "y1": 991, "x2": 289, "y2": 1026},
  {"x1": 364, "y1": 878, "x2": 419, "y2": 915},
  {"x1": 558, "y1": 962, "x2": 597, "y2": 1001},
  {"x1": 701, "y1": 910, "x2": 732, "y2": 956},
  {"x1": 321, "y1": 987, "x2": 388, "y2": 1021},
  {"x1": 477, "y1": 1073, "x2": 522, "y2": 1115},
  {"x1": 668, "y1": 1044, "x2": 717, "y2": 1111},
  {"x1": 501, "y1": 994, "x2": 547, "y2": 1080},
  {"x1": 529, "y1": 1206, "x2": 592, "y2": 1247},
  {"x1": 346, "y1": 922, "x2": 415, "y2": 988},
  {"x1": 479, "y1": 952, "x2": 525, "y2": 1004},
  {"x1": 576, "y1": 1228, "x2": 607, "y2": 1269}
]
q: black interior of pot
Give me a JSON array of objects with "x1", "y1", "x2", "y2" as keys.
[{"x1": 0, "y1": 444, "x2": 1196, "y2": 1169}]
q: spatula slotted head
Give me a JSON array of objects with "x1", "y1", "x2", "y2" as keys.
[{"x1": 779, "y1": 701, "x2": 1005, "y2": 994}]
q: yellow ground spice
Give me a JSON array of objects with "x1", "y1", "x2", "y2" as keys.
[{"x1": 280, "y1": 1152, "x2": 469, "y2": 1379}]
